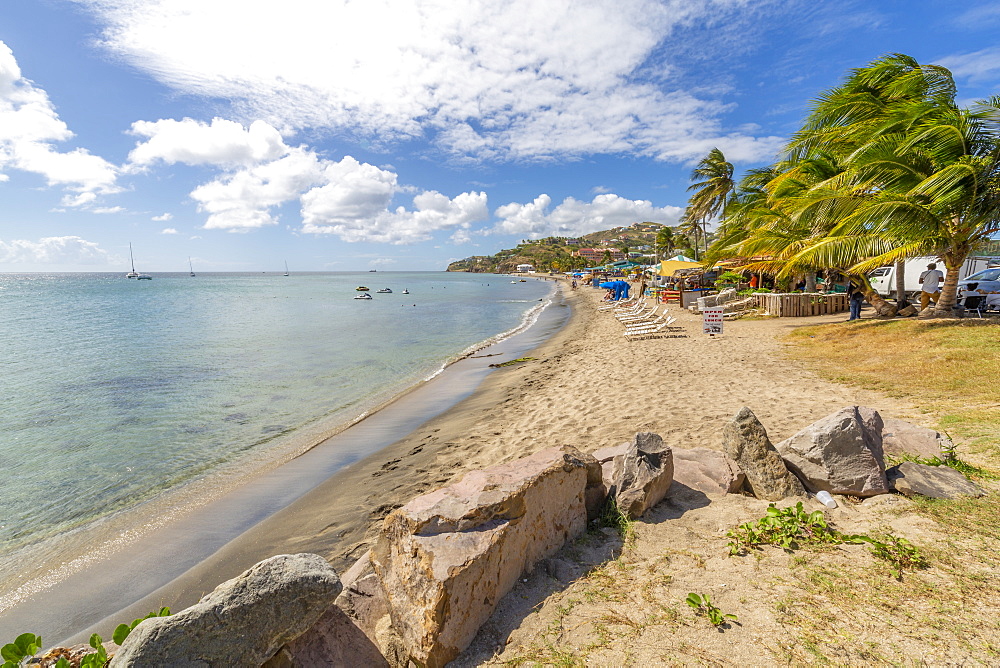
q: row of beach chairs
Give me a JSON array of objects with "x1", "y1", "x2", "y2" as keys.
[{"x1": 602, "y1": 298, "x2": 686, "y2": 340}]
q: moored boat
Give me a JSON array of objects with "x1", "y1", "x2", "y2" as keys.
[
  {"x1": 376, "y1": 287, "x2": 392, "y2": 293},
  {"x1": 354, "y1": 292, "x2": 373, "y2": 300},
  {"x1": 356, "y1": 286, "x2": 370, "y2": 291}
]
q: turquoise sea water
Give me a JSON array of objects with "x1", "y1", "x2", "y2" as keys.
[{"x1": 0, "y1": 272, "x2": 551, "y2": 566}]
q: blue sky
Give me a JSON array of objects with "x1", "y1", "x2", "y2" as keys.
[{"x1": 1, "y1": 0, "x2": 998, "y2": 272}]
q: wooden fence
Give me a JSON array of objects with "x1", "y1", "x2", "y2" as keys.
[{"x1": 754, "y1": 292, "x2": 848, "y2": 317}]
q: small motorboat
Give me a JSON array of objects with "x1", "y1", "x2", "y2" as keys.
[
  {"x1": 376, "y1": 288, "x2": 392, "y2": 293},
  {"x1": 354, "y1": 292, "x2": 373, "y2": 300},
  {"x1": 510, "y1": 280, "x2": 517, "y2": 283},
  {"x1": 356, "y1": 286, "x2": 370, "y2": 291},
  {"x1": 402, "y1": 289, "x2": 409, "y2": 294}
]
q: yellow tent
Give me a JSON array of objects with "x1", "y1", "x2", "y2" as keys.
[{"x1": 657, "y1": 259, "x2": 702, "y2": 276}]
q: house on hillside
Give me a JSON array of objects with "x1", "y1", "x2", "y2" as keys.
[
  {"x1": 516, "y1": 263, "x2": 536, "y2": 273},
  {"x1": 573, "y1": 248, "x2": 626, "y2": 264}
]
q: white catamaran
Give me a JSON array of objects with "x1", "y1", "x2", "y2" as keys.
[{"x1": 125, "y1": 243, "x2": 139, "y2": 279}]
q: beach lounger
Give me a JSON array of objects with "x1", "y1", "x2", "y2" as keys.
[
  {"x1": 617, "y1": 305, "x2": 658, "y2": 322},
  {"x1": 624, "y1": 315, "x2": 675, "y2": 332},
  {"x1": 624, "y1": 318, "x2": 683, "y2": 339}
]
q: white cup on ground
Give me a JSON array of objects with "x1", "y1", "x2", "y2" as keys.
[{"x1": 815, "y1": 490, "x2": 837, "y2": 509}]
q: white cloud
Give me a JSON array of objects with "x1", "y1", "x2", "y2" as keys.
[
  {"x1": 936, "y1": 47, "x2": 1000, "y2": 85},
  {"x1": 494, "y1": 193, "x2": 683, "y2": 238},
  {"x1": 191, "y1": 147, "x2": 325, "y2": 230},
  {"x1": 161, "y1": 227, "x2": 178, "y2": 234},
  {"x1": 0, "y1": 42, "x2": 120, "y2": 204},
  {"x1": 127, "y1": 117, "x2": 287, "y2": 167},
  {"x1": 592, "y1": 185, "x2": 612, "y2": 194},
  {"x1": 152, "y1": 212, "x2": 173, "y2": 221},
  {"x1": 132, "y1": 120, "x2": 492, "y2": 241},
  {"x1": 78, "y1": 0, "x2": 784, "y2": 163},
  {"x1": 93, "y1": 206, "x2": 125, "y2": 214},
  {"x1": 0, "y1": 235, "x2": 114, "y2": 265},
  {"x1": 302, "y1": 176, "x2": 489, "y2": 244},
  {"x1": 369, "y1": 257, "x2": 397, "y2": 268}
]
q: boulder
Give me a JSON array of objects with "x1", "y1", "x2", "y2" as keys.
[
  {"x1": 266, "y1": 606, "x2": 388, "y2": 668},
  {"x1": 897, "y1": 304, "x2": 918, "y2": 317},
  {"x1": 777, "y1": 406, "x2": 889, "y2": 497},
  {"x1": 111, "y1": 553, "x2": 341, "y2": 667},
  {"x1": 609, "y1": 432, "x2": 674, "y2": 518},
  {"x1": 671, "y1": 447, "x2": 745, "y2": 495},
  {"x1": 887, "y1": 462, "x2": 985, "y2": 499},
  {"x1": 722, "y1": 407, "x2": 805, "y2": 501},
  {"x1": 592, "y1": 443, "x2": 628, "y2": 488},
  {"x1": 333, "y1": 552, "x2": 391, "y2": 644},
  {"x1": 881, "y1": 417, "x2": 952, "y2": 461},
  {"x1": 371, "y1": 446, "x2": 593, "y2": 668}
]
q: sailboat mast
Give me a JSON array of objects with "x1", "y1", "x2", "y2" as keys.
[{"x1": 130, "y1": 243, "x2": 136, "y2": 273}]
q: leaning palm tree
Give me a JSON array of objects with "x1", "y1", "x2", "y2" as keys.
[{"x1": 784, "y1": 57, "x2": 1000, "y2": 315}]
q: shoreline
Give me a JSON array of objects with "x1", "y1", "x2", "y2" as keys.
[{"x1": 0, "y1": 277, "x2": 568, "y2": 645}]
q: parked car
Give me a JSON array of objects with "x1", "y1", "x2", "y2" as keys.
[{"x1": 958, "y1": 267, "x2": 1000, "y2": 313}]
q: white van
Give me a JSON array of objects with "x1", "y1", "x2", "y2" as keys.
[{"x1": 868, "y1": 256, "x2": 999, "y2": 299}]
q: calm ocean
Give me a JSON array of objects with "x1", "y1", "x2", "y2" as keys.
[{"x1": 0, "y1": 272, "x2": 552, "y2": 576}]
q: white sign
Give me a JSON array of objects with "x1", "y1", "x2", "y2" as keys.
[{"x1": 702, "y1": 307, "x2": 724, "y2": 335}]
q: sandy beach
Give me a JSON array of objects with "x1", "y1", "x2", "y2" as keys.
[{"x1": 103, "y1": 279, "x2": 927, "y2": 628}]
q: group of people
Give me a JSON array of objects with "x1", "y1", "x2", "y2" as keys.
[
  {"x1": 599, "y1": 280, "x2": 632, "y2": 301},
  {"x1": 847, "y1": 262, "x2": 944, "y2": 321}
]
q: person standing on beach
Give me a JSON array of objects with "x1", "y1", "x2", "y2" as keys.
[
  {"x1": 918, "y1": 262, "x2": 944, "y2": 311},
  {"x1": 848, "y1": 283, "x2": 865, "y2": 321}
]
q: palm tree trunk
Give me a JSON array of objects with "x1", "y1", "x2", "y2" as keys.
[
  {"x1": 934, "y1": 254, "x2": 965, "y2": 316},
  {"x1": 894, "y1": 260, "x2": 907, "y2": 305},
  {"x1": 856, "y1": 274, "x2": 896, "y2": 317}
]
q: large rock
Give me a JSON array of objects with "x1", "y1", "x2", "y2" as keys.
[
  {"x1": 881, "y1": 417, "x2": 952, "y2": 461},
  {"x1": 265, "y1": 606, "x2": 389, "y2": 668},
  {"x1": 887, "y1": 462, "x2": 985, "y2": 499},
  {"x1": 371, "y1": 446, "x2": 594, "y2": 668},
  {"x1": 111, "y1": 553, "x2": 341, "y2": 667},
  {"x1": 671, "y1": 447, "x2": 745, "y2": 495},
  {"x1": 608, "y1": 432, "x2": 674, "y2": 518},
  {"x1": 777, "y1": 406, "x2": 889, "y2": 497},
  {"x1": 722, "y1": 407, "x2": 805, "y2": 501},
  {"x1": 332, "y1": 552, "x2": 391, "y2": 643}
]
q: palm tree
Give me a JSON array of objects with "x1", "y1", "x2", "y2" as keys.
[
  {"x1": 783, "y1": 56, "x2": 1000, "y2": 315},
  {"x1": 685, "y1": 148, "x2": 736, "y2": 260},
  {"x1": 655, "y1": 227, "x2": 674, "y2": 261}
]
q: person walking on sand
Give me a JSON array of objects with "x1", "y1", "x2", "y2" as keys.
[{"x1": 919, "y1": 262, "x2": 944, "y2": 311}]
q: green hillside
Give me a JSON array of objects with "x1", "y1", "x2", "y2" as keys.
[{"x1": 447, "y1": 222, "x2": 692, "y2": 273}]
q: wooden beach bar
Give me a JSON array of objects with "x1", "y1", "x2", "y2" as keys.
[{"x1": 754, "y1": 292, "x2": 848, "y2": 317}]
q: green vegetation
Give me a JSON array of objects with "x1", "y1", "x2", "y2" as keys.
[
  {"x1": 787, "y1": 319, "x2": 1000, "y2": 458},
  {"x1": 447, "y1": 222, "x2": 696, "y2": 273},
  {"x1": 684, "y1": 592, "x2": 737, "y2": 627},
  {"x1": 726, "y1": 502, "x2": 860, "y2": 555},
  {"x1": 699, "y1": 54, "x2": 1000, "y2": 317},
  {"x1": 598, "y1": 499, "x2": 636, "y2": 547},
  {"x1": 2, "y1": 633, "x2": 41, "y2": 668},
  {"x1": 487, "y1": 356, "x2": 536, "y2": 368},
  {"x1": 2, "y1": 608, "x2": 170, "y2": 667}
]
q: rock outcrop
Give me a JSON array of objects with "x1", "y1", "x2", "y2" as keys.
[
  {"x1": 722, "y1": 407, "x2": 805, "y2": 501},
  {"x1": 777, "y1": 406, "x2": 889, "y2": 497},
  {"x1": 608, "y1": 432, "x2": 674, "y2": 519},
  {"x1": 881, "y1": 417, "x2": 952, "y2": 461},
  {"x1": 111, "y1": 553, "x2": 341, "y2": 667},
  {"x1": 671, "y1": 447, "x2": 745, "y2": 495},
  {"x1": 370, "y1": 446, "x2": 594, "y2": 668},
  {"x1": 887, "y1": 462, "x2": 985, "y2": 499}
]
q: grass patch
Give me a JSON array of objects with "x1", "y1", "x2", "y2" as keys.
[{"x1": 785, "y1": 318, "x2": 1000, "y2": 457}]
